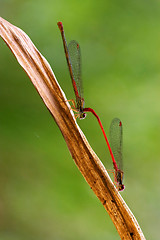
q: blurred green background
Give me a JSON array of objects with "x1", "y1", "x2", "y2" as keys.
[{"x1": 0, "y1": 0, "x2": 160, "y2": 239}]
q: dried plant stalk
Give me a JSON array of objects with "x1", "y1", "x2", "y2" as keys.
[{"x1": 0, "y1": 17, "x2": 145, "y2": 240}]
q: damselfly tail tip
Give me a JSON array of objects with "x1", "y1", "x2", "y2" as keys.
[{"x1": 57, "y1": 22, "x2": 63, "y2": 32}]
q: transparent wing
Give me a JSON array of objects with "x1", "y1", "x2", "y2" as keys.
[
  {"x1": 109, "y1": 118, "x2": 123, "y2": 170},
  {"x1": 68, "y1": 40, "x2": 83, "y2": 101}
]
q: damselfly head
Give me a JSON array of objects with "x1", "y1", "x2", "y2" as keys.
[
  {"x1": 118, "y1": 183, "x2": 125, "y2": 191},
  {"x1": 79, "y1": 112, "x2": 86, "y2": 119}
]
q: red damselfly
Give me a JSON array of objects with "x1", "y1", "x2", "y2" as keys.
[
  {"x1": 57, "y1": 22, "x2": 86, "y2": 119},
  {"x1": 57, "y1": 22, "x2": 124, "y2": 191}
]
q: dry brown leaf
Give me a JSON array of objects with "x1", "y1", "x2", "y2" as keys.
[{"x1": 0, "y1": 17, "x2": 145, "y2": 239}]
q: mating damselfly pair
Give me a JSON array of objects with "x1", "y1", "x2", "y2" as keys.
[{"x1": 58, "y1": 22, "x2": 124, "y2": 191}]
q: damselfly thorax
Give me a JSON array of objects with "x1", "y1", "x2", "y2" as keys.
[
  {"x1": 76, "y1": 97, "x2": 86, "y2": 119},
  {"x1": 115, "y1": 170, "x2": 125, "y2": 191}
]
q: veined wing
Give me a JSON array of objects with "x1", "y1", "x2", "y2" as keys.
[
  {"x1": 68, "y1": 40, "x2": 83, "y2": 101},
  {"x1": 109, "y1": 118, "x2": 123, "y2": 170}
]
